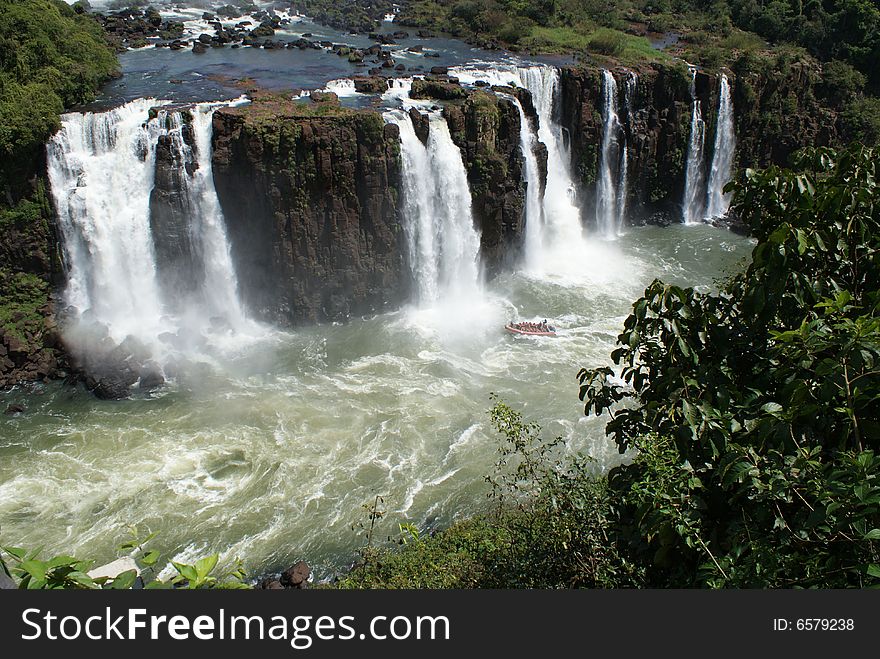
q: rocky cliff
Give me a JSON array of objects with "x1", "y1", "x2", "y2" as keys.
[
  {"x1": 150, "y1": 111, "x2": 203, "y2": 304},
  {"x1": 0, "y1": 185, "x2": 64, "y2": 390},
  {"x1": 211, "y1": 94, "x2": 406, "y2": 325},
  {"x1": 560, "y1": 62, "x2": 701, "y2": 226},
  {"x1": 729, "y1": 54, "x2": 839, "y2": 168},
  {"x1": 558, "y1": 56, "x2": 842, "y2": 227}
]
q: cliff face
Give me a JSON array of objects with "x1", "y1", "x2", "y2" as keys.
[
  {"x1": 558, "y1": 58, "x2": 842, "y2": 227},
  {"x1": 0, "y1": 187, "x2": 63, "y2": 390},
  {"x1": 560, "y1": 62, "x2": 697, "y2": 225},
  {"x1": 730, "y1": 55, "x2": 839, "y2": 168},
  {"x1": 211, "y1": 96, "x2": 406, "y2": 325},
  {"x1": 443, "y1": 90, "x2": 532, "y2": 273},
  {"x1": 150, "y1": 113, "x2": 203, "y2": 303}
]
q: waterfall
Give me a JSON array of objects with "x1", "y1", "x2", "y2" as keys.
[
  {"x1": 706, "y1": 73, "x2": 736, "y2": 219},
  {"x1": 178, "y1": 103, "x2": 249, "y2": 328},
  {"x1": 385, "y1": 110, "x2": 481, "y2": 305},
  {"x1": 516, "y1": 66, "x2": 585, "y2": 267},
  {"x1": 682, "y1": 66, "x2": 706, "y2": 224},
  {"x1": 47, "y1": 97, "x2": 253, "y2": 360},
  {"x1": 47, "y1": 99, "x2": 169, "y2": 343},
  {"x1": 508, "y1": 95, "x2": 544, "y2": 266},
  {"x1": 448, "y1": 64, "x2": 596, "y2": 275},
  {"x1": 596, "y1": 70, "x2": 621, "y2": 239},
  {"x1": 617, "y1": 72, "x2": 637, "y2": 234}
]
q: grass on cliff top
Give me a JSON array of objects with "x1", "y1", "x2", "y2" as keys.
[
  {"x1": 228, "y1": 90, "x2": 359, "y2": 124},
  {"x1": 523, "y1": 26, "x2": 667, "y2": 65}
]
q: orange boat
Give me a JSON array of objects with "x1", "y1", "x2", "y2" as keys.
[{"x1": 505, "y1": 321, "x2": 557, "y2": 337}]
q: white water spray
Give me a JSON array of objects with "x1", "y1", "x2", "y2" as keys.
[
  {"x1": 385, "y1": 110, "x2": 482, "y2": 306},
  {"x1": 596, "y1": 70, "x2": 621, "y2": 239},
  {"x1": 682, "y1": 67, "x2": 706, "y2": 224},
  {"x1": 617, "y1": 72, "x2": 637, "y2": 234},
  {"x1": 47, "y1": 97, "x2": 255, "y2": 361},
  {"x1": 47, "y1": 99, "x2": 169, "y2": 343},
  {"x1": 507, "y1": 95, "x2": 544, "y2": 266},
  {"x1": 706, "y1": 73, "x2": 736, "y2": 219}
]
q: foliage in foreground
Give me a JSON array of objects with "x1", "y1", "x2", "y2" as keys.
[
  {"x1": 579, "y1": 144, "x2": 880, "y2": 587},
  {"x1": 336, "y1": 399, "x2": 643, "y2": 589},
  {"x1": 0, "y1": 530, "x2": 249, "y2": 590}
]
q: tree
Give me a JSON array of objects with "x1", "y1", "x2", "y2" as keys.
[{"x1": 578, "y1": 145, "x2": 880, "y2": 586}]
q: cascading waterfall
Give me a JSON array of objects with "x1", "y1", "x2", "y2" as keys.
[
  {"x1": 451, "y1": 64, "x2": 623, "y2": 276},
  {"x1": 47, "y1": 97, "x2": 253, "y2": 361},
  {"x1": 682, "y1": 66, "x2": 706, "y2": 224},
  {"x1": 385, "y1": 110, "x2": 481, "y2": 305},
  {"x1": 705, "y1": 73, "x2": 736, "y2": 219},
  {"x1": 174, "y1": 103, "x2": 249, "y2": 329},
  {"x1": 616, "y1": 72, "x2": 637, "y2": 234},
  {"x1": 508, "y1": 95, "x2": 544, "y2": 265},
  {"x1": 47, "y1": 99, "x2": 170, "y2": 343},
  {"x1": 596, "y1": 70, "x2": 621, "y2": 239},
  {"x1": 515, "y1": 66, "x2": 586, "y2": 268}
]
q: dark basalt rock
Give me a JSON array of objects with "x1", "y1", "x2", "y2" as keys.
[
  {"x1": 3, "y1": 404, "x2": 25, "y2": 416},
  {"x1": 259, "y1": 578, "x2": 285, "y2": 590},
  {"x1": 280, "y1": 561, "x2": 310, "y2": 588},
  {"x1": 409, "y1": 108, "x2": 430, "y2": 145},
  {"x1": 211, "y1": 96, "x2": 407, "y2": 325},
  {"x1": 444, "y1": 91, "x2": 538, "y2": 274},
  {"x1": 137, "y1": 363, "x2": 165, "y2": 391},
  {"x1": 352, "y1": 76, "x2": 388, "y2": 94}
]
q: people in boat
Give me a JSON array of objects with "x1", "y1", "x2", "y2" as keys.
[{"x1": 509, "y1": 320, "x2": 556, "y2": 333}]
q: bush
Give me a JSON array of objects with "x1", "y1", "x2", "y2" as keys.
[
  {"x1": 588, "y1": 29, "x2": 626, "y2": 56},
  {"x1": 819, "y1": 59, "x2": 867, "y2": 105},
  {"x1": 841, "y1": 96, "x2": 880, "y2": 146},
  {"x1": 579, "y1": 145, "x2": 880, "y2": 587}
]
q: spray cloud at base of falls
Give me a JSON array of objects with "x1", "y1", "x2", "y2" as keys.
[{"x1": 47, "y1": 96, "x2": 261, "y2": 381}]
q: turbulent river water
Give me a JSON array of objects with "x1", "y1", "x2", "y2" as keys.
[{"x1": 0, "y1": 225, "x2": 750, "y2": 578}]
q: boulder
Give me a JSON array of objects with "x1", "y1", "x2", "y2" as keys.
[
  {"x1": 250, "y1": 24, "x2": 274, "y2": 38},
  {"x1": 352, "y1": 76, "x2": 388, "y2": 94},
  {"x1": 138, "y1": 364, "x2": 165, "y2": 391},
  {"x1": 280, "y1": 561, "x2": 310, "y2": 588},
  {"x1": 409, "y1": 108, "x2": 430, "y2": 145}
]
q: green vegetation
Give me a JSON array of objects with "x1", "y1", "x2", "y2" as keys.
[
  {"x1": 578, "y1": 144, "x2": 880, "y2": 586},
  {"x1": 0, "y1": 0, "x2": 118, "y2": 197},
  {"x1": 396, "y1": 1, "x2": 878, "y2": 145},
  {"x1": 0, "y1": 272, "x2": 49, "y2": 344},
  {"x1": 0, "y1": 529, "x2": 249, "y2": 589}
]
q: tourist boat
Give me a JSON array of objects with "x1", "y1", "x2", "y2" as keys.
[{"x1": 505, "y1": 321, "x2": 557, "y2": 337}]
